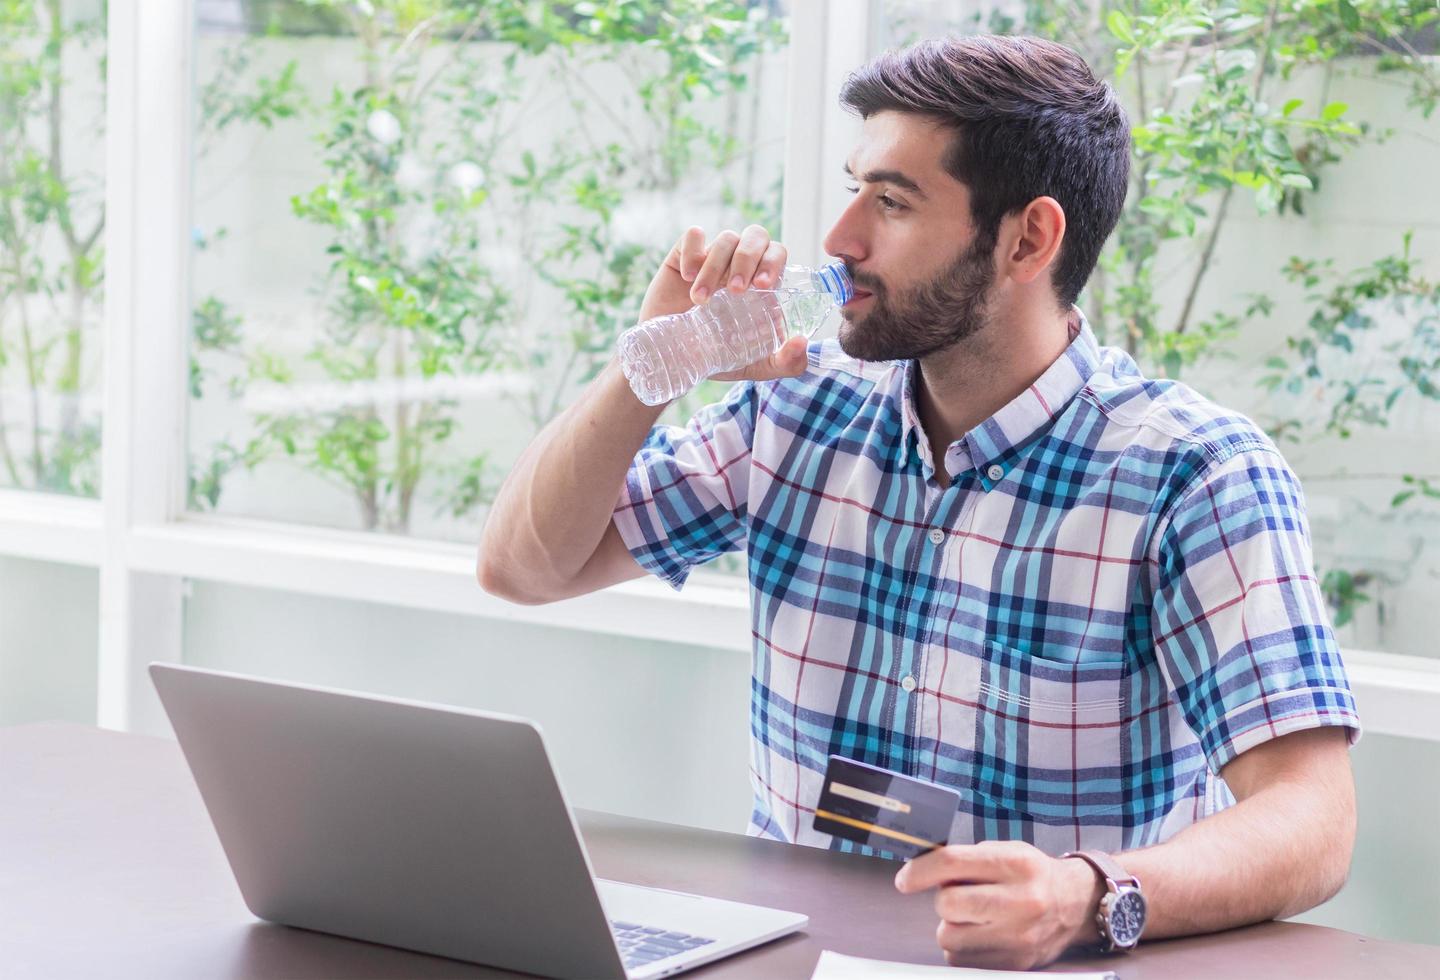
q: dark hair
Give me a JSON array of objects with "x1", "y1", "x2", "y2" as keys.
[{"x1": 839, "y1": 35, "x2": 1131, "y2": 310}]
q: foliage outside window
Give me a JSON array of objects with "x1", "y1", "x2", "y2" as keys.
[
  {"x1": 0, "y1": 1, "x2": 105, "y2": 497},
  {"x1": 188, "y1": 0, "x2": 786, "y2": 548}
]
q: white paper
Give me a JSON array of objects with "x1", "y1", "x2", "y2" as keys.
[{"x1": 810, "y1": 949, "x2": 1119, "y2": 980}]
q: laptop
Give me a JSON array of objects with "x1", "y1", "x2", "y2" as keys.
[{"x1": 149, "y1": 663, "x2": 807, "y2": 978}]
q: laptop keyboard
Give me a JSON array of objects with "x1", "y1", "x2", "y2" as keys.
[{"x1": 610, "y1": 920, "x2": 715, "y2": 971}]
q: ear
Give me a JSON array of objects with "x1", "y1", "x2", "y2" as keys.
[{"x1": 1000, "y1": 196, "x2": 1066, "y2": 287}]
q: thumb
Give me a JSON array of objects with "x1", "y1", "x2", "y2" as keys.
[
  {"x1": 715, "y1": 336, "x2": 810, "y2": 383},
  {"x1": 771, "y1": 335, "x2": 810, "y2": 377}
]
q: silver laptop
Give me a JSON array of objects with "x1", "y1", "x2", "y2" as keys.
[{"x1": 149, "y1": 663, "x2": 807, "y2": 979}]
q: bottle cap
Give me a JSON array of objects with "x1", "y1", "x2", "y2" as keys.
[{"x1": 817, "y1": 263, "x2": 855, "y2": 305}]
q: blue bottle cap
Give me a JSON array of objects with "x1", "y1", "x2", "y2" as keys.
[{"x1": 817, "y1": 262, "x2": 855, "y2": 305}]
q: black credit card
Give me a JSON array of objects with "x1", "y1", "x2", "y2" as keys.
[{"x1": 813, "y1": 755, "x2": 961, "y2": 859}]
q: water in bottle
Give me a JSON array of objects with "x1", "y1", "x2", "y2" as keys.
[{"x1": 618, "y1": 262, "x2": 855, "y2": 406}]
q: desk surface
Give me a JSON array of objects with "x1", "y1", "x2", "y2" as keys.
[{"x1": 3, "y1": 722, "x2": 1435, "y2": 979}]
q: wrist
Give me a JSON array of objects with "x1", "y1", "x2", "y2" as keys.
[
  {"x1": 1058, "y1": 854, "x2": 1108, "y2": 951},
  {"x1": 604, "y1": 355, "x2": 673, "y2": 414}
]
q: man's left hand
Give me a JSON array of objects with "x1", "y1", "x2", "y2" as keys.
[{"x1": 894, "y1": 839, "x2": 1105, "y2": 970}]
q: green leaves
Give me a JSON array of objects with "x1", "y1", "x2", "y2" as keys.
[
  {"x1": 176, "y1": 0, "x2": 783, "y2": 531},
  {"x1": 1321, "y1": 568, "x2": 1371, "y2": 628},
  {"x1": 1336, "y1": 0, "x2": 1361, "y2": 33},
  {"x1": 1265, "y1": 232, "x2": 1440, "y2": 446},
  {"x1": 1392, "y1": 476, "x2": 1440, "y2": 510},
  {"x1": 1106, "y1": 9, "x2": 1135, "y2": 45}
]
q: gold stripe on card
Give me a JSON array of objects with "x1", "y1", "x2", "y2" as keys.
[{"x1": 814, "y1": 809, "x2": 937, "y2": 850}]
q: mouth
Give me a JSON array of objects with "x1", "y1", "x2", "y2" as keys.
[{"x1": 845, "y1": 289, "x2": 874, "y2": 308}]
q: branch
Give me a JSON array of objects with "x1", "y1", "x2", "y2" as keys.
[
  {"x1": 1174, "y1": 0, "x2": 1280, "y2": 336},
  {"x1": 45, "y1": 0, "x2": 82, "y2": 257},
  {"x1": 1173, "y1": 185, "x2": 1234, "y2": 336},
  {"x1": 79, "y1": 214, "x2": 104, "y2": 255},
  {"x1": 408, "y1": 14, "x2": 487, "y2": 108}
]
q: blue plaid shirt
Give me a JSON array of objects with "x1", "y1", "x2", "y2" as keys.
[{"x1": 612, "y1": 312, "x2": 1361, "y2": 858}]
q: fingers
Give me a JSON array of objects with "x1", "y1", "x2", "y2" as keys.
[
  {"x1": 723, "y1": 225, "x2": 773, "y2": 293},
  {"x1": 895, "y1": 841, "x2": 1036, "y2": 894},
  {"x1": 690, "y1": 229, "x2": 739, "y2": 304},
  {"x1": 682, "y1": 225, "x2": 777, "y2": 305},
  {"x1": 934, "y1": 883, "x2": 1006, "y2": 926},
  {"x1": 754, "y1": 240, "x2": 787, "y2": 288},
  {"x1": 937, "y1": 920, "x2": 1049, "y2": 972},
  {"x1": 939, "y1": 921, "x2": 1040, "y2": 972},
  {"x1": 918, "y1": 851, "x2": 1076, "y2": 972},
  {"x1": 675, "y1": 226, "x2": 708, "y2": 284}
]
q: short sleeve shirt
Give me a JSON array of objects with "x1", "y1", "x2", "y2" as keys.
[{"x1": 611, "y1": 311, "x2": 1361, "y2": 858}]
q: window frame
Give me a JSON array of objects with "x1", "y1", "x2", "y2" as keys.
[{"x1": 0, "y1": 0, "x2": 1436, "y2": 743}]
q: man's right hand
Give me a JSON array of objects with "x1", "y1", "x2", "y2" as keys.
[{"x1": 636, "y1": 224, "x2": 810, "y2": 384}]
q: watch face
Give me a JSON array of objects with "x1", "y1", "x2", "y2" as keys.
[{"x1": 1108, "y1": 889, "x2": 1147, "y2": 946}]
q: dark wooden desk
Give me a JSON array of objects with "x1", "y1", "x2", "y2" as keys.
[{"x1": 3, "y1": 723, "x2": 1434, "y2": 978}]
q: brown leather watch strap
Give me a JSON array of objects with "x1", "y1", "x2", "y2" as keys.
[{"x1": 1062, "y1": 850, "x2": 1140, "y2": 888}]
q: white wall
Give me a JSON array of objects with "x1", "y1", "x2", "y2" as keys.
[
  {"x1": 0, "y1": 557, "x2": 98, "y2": 725},
  {"x1": 179, "y1": 580, "x2": 756, "y2": 834}
]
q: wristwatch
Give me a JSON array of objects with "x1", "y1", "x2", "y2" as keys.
[{"x1": 1060, "y1": 850, "x2": 1147, "y2": 952}]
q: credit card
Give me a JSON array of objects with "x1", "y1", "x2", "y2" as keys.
[{"x1": 813, "y1": 755, "x2": 960, "y2": 859}]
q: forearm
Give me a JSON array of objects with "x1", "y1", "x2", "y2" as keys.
[
  {"x1": 1094, "y1": 770, "x2": 1355, "y2": 941},
  {"x1": 478, "y1": 357, "x2": 664, "y2": 600}
]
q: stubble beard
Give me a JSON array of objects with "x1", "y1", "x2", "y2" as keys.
[{"x1": 837, "y1": 232, "x2": 998, "y2": 363}]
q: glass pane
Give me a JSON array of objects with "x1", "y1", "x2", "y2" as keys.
[
  {"x1": 188, "y1": 1, "x2": 788, "y2": 567},
  {"x1": 876, "y1": 3, "x2": 1440, "y2": 658},
  {"x1": 0, "y1": 2, "x2": 106, "y2": 497}
]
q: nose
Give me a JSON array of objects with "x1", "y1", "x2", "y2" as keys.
[{"x1": 822, "y1": 193, "x2": 870, "y2": 267}]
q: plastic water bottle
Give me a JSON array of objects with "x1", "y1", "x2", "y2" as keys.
[{"x1": 618, "y1": 262, "x2": 855, "y2": 406}]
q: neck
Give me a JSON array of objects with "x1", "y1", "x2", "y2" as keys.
[{"x1": 915, "y1": 303, "x2": 1074, "y2": 454}]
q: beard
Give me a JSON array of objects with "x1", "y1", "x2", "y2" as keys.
[{"x1": 837, "y1": 231, "x2": 997, "y2": 363}]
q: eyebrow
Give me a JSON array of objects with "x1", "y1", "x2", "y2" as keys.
[{"x1": 843, "y1": 160, "x2": 929, "y2": 200}]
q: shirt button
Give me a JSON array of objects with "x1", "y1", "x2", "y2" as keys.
[
  {"x1": 927, "y1": 527, "x2": 944, "y2": 545},
  {"x1": 900, "y1": 675, "x2": 917, "y2": 692},
  {"x1": 987, "y1": 464, "x2": 1004, "y2": 481}
]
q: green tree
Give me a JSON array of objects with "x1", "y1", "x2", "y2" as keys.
[
  {"x1": 0, "y1": 0, "x2": 106, "y2": 496},
  {"x1": 190, "y1": 0, "x2": 784, "y2": 534}
]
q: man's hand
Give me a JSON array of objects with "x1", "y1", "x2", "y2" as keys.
[
  {"x1": 637, "y1": 224, "x2": 808, "y2": 384},
  {"x1": 894, "y1": 840, "x2": 1105, "y2": 970}
]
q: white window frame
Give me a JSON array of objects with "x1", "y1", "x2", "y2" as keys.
[{"x1": 0, "y1": 0, "x2": 1437, "y2": 742}]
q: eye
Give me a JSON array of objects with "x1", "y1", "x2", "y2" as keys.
[{"x1": 844, "y1": 186, "x2": 906, "y2": 212}]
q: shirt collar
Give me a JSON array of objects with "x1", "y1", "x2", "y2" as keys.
[{"x1": 899, "y1": 307, "x2": 1102, "y2": 488}]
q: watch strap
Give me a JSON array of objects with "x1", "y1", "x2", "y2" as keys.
[{"x1": 1061, "y1": 849, "x2": 1139, "y2": 889}]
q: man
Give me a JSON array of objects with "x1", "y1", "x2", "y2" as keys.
[{"x1": 477, "y1": 35, "x2": 1360, "y2": 970}]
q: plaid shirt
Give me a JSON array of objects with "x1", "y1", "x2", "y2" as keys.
[{"x1": 612, "y1": 312, "x2": 1361, "y2": 858}]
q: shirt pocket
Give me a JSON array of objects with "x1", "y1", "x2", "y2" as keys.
[{"x1": 971, "y1": 639, "x2": 1127, "y2": 824}]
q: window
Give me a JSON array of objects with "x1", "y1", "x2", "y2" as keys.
[
  {"x1": 188, "y1": 1, "x2": 789, "y2": 547},
  {"x1": 0, "y1": 1, "x2": 106, "y2": 498}
]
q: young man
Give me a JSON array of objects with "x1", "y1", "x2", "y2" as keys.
[{"x1": 478, "y1": 35, "x2": 1361, "y2": 970}]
